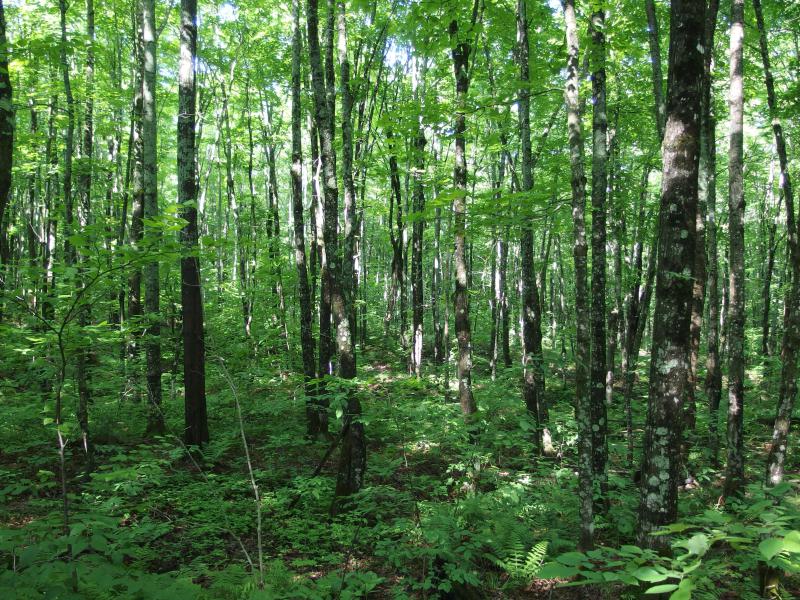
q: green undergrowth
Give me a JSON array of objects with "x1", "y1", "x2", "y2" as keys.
[{"x1": 1, "y1": 328, "x2": 799, "y2": 599}]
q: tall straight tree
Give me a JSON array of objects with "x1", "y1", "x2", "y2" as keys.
[
  {"x1": 589, "y1": 0, "x2": 608, "y2": 502},
  {"x1": 644, "y1": 0, "x2": 665, "y2": 141},
  {"x1": 410, "y1": 121, "x2": 426, "y2": 377},
  {"x1": 332, "y1": 0, "x2": 365, "y2": 507},
  {"x1": 724, "y1": 0, "x2": 745, "y2": 498},
  {"x1": 0, "y1": 0, "x2": 11, "y2": 265},
  {"x1": 702, "y1": 0, "x2": 722, "y2": 464},
  {"x1": 308, "y1": 0, "x2": 333, "y2": 426},
  {"x1": 516, "y1": 0, "x2": 545, "y2": 451},
  {"x1": 142, "y1": 0, "x2": 164, "y2": 435},
  {"x1": 562, "y1": 0, "x2": 593, "y2": 551},
  {"x1": 292, "y1": 0, "x2": 318, "y2": 438},
  {"x1": 754, "y1": 0, "x2": 800, "y2": 487},
  {"x1": 178, "y1": 0, "x2": 208, "y2": 446},
  {"x1": 449, "y1": 1, "x2": 480, "y2": 419},
  {"x1": 638, "y1": 0, "x2": 705, "y2": 548}
]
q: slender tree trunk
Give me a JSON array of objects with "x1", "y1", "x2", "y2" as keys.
[
  {"x1": 563, "y1": 0, "x2": 593, "y2": 551},
  {"x1": 589, "y1": 3, "x2": 608, "y2": 503},
  {"x1": 638, "y1": 0, "x2": 704, "y2": 548},
  {"x1": 128, "y1": 4, "x2": 145, "y2": 402},
  {"x1": 179, "y1": 0, "x2": 208, "y2": 446},
  {"x1": 0, "y1": 0, "x2": 13, "y2": 275},
  {"x1": 385, "y1": 130, "x2": 404, "y2": 339},
  {"x1": 644, "y1": 0, "x2": 665, "y2": 141},
  {"x1": 450, "y1": 5, "x2": 479, "y2": 419},
  {"x1": 755, "y1": 0, "x2": 800, "y2": 487},
  {"x1": 142, "y1": 0, "x2": 163, "y2": 435},
  {"x1": 292, "y1": 0, "x2": 318, "y2": 439},
  {"x1": 702, "y1": 0, "x2": 722, "y2": 466},
  {"x1": 410, "y1": 126, "x2": 426, "y2": 377},
  {"x1": 332, "y1": 0, "x2": 364, "y2": 508},
  {"x1": 308, "y1": 0, "x2": 333, "y2": 430},
  {"x1": 432, "y1": 206, "x2": 444, "y2": 364},
  {"x1": 517, "y1": 0, "x2": 545, "y2": 452},
  {"x1": 724, "y1": 0, "x2": 745, "y2": 499}
]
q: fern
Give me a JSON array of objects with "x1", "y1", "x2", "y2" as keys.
[{"x1": 498, "y1": 540, "x2": 548, "y2": 582}]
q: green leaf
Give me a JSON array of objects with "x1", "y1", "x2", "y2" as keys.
[
  {"x1": 758, "y1": 538, "x2": 783, "y2": 560},
  {"x1": 537, "y1": 561, "x2": 579, "y2": 579},
  {"x1": 646, "y1": 583, "x2": 679, "y2": 594},
  {"x1": 632, "y1": 567, "x2": 668, "y2": 583},
  {"x1": 669, "y1": 578, "x2": 695, "y2": 600},
  {"x1": 782, "y1": 531, "x2": 800, "y2": 554},
  {"x1": 556, "y1": 551, "x2": 586, "y2": 566}
]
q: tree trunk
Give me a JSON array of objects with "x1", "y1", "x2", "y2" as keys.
[
  {"x1": 723, "y1": 0, "x2": 745, "y2": 499},
  {"x1": 637, "y1": 0, "x2": 704, "y2": 549},
  {"x1": 410, "y1": 126, "x2": 426, "y2": 377},
  {"x1": 179, "y1": 0, "x2": 208, "y2": 447},
  {"x1": 589, "y1": 3, "x2": 608, "y2": 503},
  {"x1": 0, "y1": 0, "x2": 13, "y2": 273},
  {"x1": 644, "y1": 0, "x2": 665, "y2": 141},
  {"x1": 517, "y1": 0, "x2": 545, "y2": 452},
  {"x1": 450, "y1": 5, "x2": 479, "y2": 419},
  {"x1": 142, "y1": 0, "x2": 164, "y2": 436},
  {"x1": 128, "y1": 4, "x2": 145, "y2": 402},
  {"x1": 562, "y1": 0, "x2": 593, "y2": 551},
  {"x1": 292, "y1": 0, "x2": 319, "y2": 439},
  {"x1": 331, "y1": 0, "x2": 364, "y2": 509},
  {"x1": 755, "y1": 0, "x2": 800, "y2": 487},
  {"x1": 703, "y1": 0, "x2": 722, "y2": 466}
]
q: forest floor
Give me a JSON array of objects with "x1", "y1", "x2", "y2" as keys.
[{"x1": 1, "y1": 330, "x2": 799, "y2": 599}]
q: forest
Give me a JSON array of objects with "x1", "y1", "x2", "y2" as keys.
[{"x1": 0, "y1": 0, "x2": 799, "y2": 597}]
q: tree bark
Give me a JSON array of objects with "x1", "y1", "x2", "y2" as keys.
[
  {"x1": 142, "y1": 0, "x2": 164, "y2": 436},
  {"x1": 450, "y1": 5, "x2": 479, "y2": 419},
  {"x1": 0, "y1": 0, "x2": 13, "y2": 270},
  {"x1": 589, "y1": 2, "x2": 608, "y2": 503},
  {"x1": 702, "y1": 0, "x2": 722, "y2": 466},
  {"x1": 637, "y1": 0, "x2": 704, "y2": 548},
  {"x1": 332, "y1": 0, "x2": 364, "y2": 508},
  {"x1": 517, "y1": 0, "x2": 545, "y2": 452},
  {"x1": 179, "y1": 0, "x2": 208, "y2": 446},
  {"x1": 723, "y1": 0, "x2": 745, "y2": 499},
  {"x1": 562, "y1": 0, "x2": 593, "y2": 551},
  {"x1": 292, "y1": 0, "x2": 319, "y2": 439},
  {"x1": 644, "y1": 0, "x2": 666, "y2": 142}
]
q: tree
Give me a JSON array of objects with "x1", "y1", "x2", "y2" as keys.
[
  {"x1": 638, "y1": 0, "x2": 705, "y2": 548},
  {"x1": 562, "y1": 0, "x2": 593, "y2": 551},
  {"x1": 291, "y1": 0, "x2": 318, "y2": 439},
  {"x1": 517, "y1": 0, "x2": 545, "y2": 453},
  {"x1": 449, "y1": 2, "x2": 480, "y2": 419},
  {"x1": 179, "y1": 0, "x2": 208, "y2": 446},
  {"x1": 756, "y1": 0, "x2": 800, "y2": 487},
  {"x1": 142, "y1": 0, "x2": 163, "y2": 436},
  {"x1": 724, "y1": 0, "x2": 745, "y2": 498},
  {"x1": 589, "y1": 0, "x2": 608, "y2": 504},
  {"x1": 0, "y1": 0, "x2": 13, "y2": 272}
]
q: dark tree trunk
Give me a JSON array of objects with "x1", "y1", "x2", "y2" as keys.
[
  {"x1": 589, "y1": 3, "x2": 608, "y2": 504},
  {"x1": 0, "y1": 0, "x2": 13, "y2": 271},
  {"x1": 179, "y1": 0, "x2": 208, "y2": 447},
  {"x1": 644, "y1": 0, "x2": 665, "y2": 141},
  {"x1": 637, "y1": 0, "x2": 704, "y2": 548},
  {"x1": 517, "y1": 0, "x2": 545, "y2": 452},
  {"x1": 723, "y1": 0, "x2": 745, "y2": 499},
  {"x1": 292, "y1": 0, "x2": 318, "y2": 439},
  {"x1": 702, "y1": 0, "x2": 722, "y2": 466}
]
